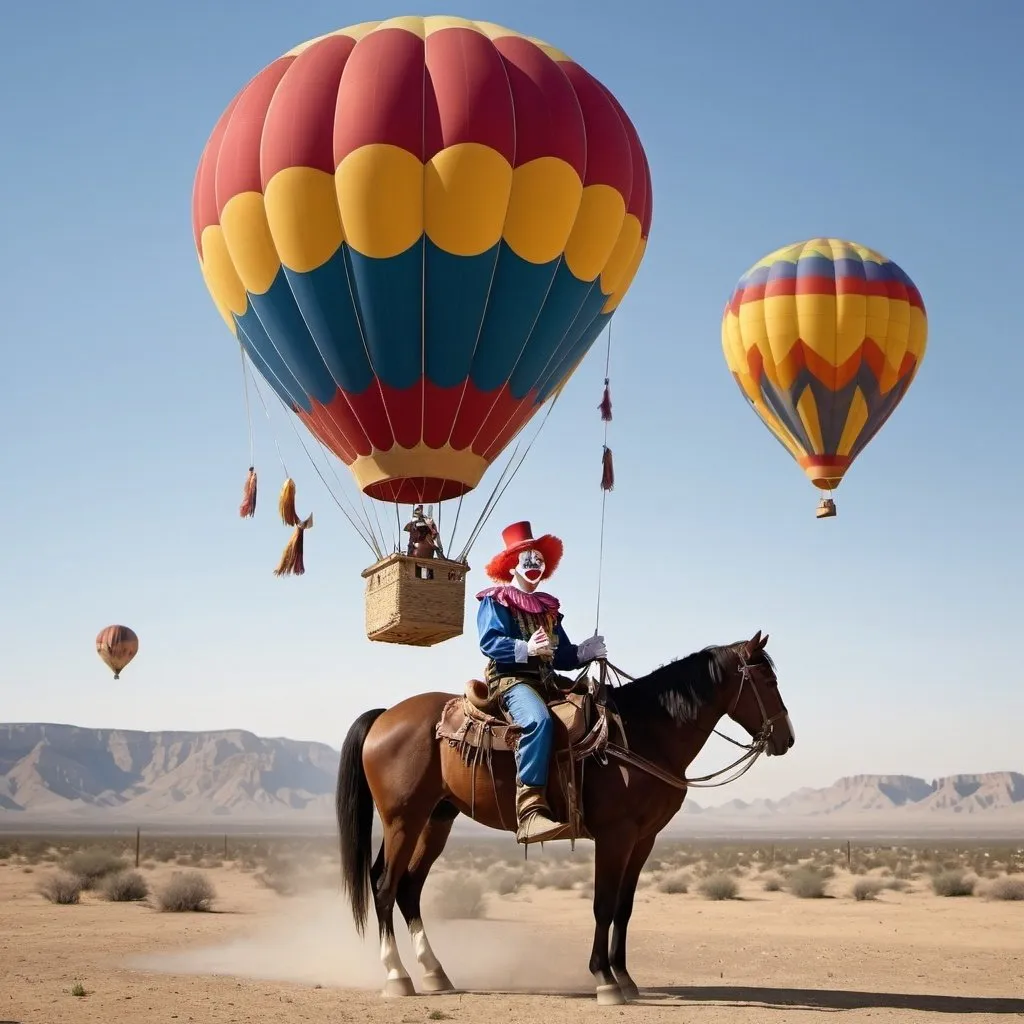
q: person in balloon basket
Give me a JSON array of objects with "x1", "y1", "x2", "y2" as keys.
[{"x1": 476, "y1": 521, "x2": 607, "y2": 845}]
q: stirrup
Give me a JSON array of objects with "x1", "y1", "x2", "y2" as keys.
[{"x1": 515, "y1": 809, "x2": 575, "y2": 845}]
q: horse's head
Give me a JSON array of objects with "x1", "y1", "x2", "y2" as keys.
[{"x1": 723, "y1": 630, "x2": 794, "y2": 757}]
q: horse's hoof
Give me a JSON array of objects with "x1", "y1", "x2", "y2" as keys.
[
  {"x1": 618, "y1": 981, "x2": 640, "y2": 1001},
  {"x1": 382, "y1": 976, "x2": 416, "y2": 998},
  {"x1": 596, "y1": 983, "x2": 626, "y2": 1006},
  {"x1": 421, "y1": 971, "x2": 455, "y2": 994}
]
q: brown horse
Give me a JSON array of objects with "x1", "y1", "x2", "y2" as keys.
[{"x1": 335, "y1": 629, "x2": 794, "y2": 1005}]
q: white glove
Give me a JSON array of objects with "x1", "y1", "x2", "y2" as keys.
[
  {"x1": 577, "y1": 634, "x2": 607, "y2": 662},
  {"x1": 527, "y1": 628, "x2": 552, "y2": 659}
]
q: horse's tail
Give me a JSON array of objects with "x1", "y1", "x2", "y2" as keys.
[{"x1": 336, "y1": 707, "x2": 387, "y2": 936}]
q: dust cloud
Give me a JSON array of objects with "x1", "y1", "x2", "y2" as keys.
[{"x1": 129, "y1": 892, "x2": 594, "y2": 994}]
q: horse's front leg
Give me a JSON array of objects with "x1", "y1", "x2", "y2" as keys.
[
  {"x1": 589, "y1": 830, "x2": 636, "y2": 1005},
  {"x1": 609, "y1": 834, "x2": 655, "y2": 1001}
]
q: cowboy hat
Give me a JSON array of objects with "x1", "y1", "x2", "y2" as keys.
[{"x1": 484, "y1": 521, "x2": 563, "y2": 583}]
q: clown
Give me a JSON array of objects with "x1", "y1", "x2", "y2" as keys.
[{"x1": 476, "y1": 521, "x2": 607, "y2": 844}]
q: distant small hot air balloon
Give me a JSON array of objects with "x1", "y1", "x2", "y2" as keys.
[
  {"x1": 96, "y1": 625, "x2": 139, "y2": 679},
  {"x1": 721, "y1": 238, "x2": 927, "y2": 518}
]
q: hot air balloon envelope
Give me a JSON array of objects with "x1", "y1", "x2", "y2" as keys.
[
  {"x1": 96, "y1": 625, "x2": 139, "y2": 679},
  {"x1": 192, "y1": 15, "x2": 652, "y2": 506},
  {"x1": 721, "y1": 238, "x2": 927, "y2": 512}
]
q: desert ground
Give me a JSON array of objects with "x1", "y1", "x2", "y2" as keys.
[{"x1": 1, "y1": 832, "x2": 1023, "y2": 1024}]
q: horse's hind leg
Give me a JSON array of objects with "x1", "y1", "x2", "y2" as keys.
[
  {"x1": 396, "y1": 800, "x2": 459, "y2": 993},
  {"x1": 375, "y1": 813, "x2": 431, "y2": 997}
]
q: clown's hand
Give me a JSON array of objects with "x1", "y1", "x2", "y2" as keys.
[
  {"x1": 527, "y1": 628, "x2": 552, "y2": 659},
  {"x1": 577, "y1": 634, "x2": 607, "y2": 663}
]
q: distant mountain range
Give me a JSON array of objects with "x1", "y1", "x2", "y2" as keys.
[{"x1": 2, "y1": 724, "x2": 1022, "y2": 835}]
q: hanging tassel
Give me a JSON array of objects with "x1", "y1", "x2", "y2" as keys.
[
  {"x1": 273, "y1": 514, "x2": 313, "y2": 576},
  {"x1": 599, "y1": 379, "x2": 613, "y2": 422},
  {"x1": 238, "y1": 467, "x2": 258, "y2": 518},
  {"x1": 601, "y1": 447, "x2": 615, "y2": 492},
  {"x1": 278, "y1": 477, "x2": 300, "y2": 526}
]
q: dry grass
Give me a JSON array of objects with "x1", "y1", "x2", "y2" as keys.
[
  {"x1": 788, "y1": 867, "x2": 828, "y2": 899},
  {"x1": 698, "y1": 873, "x2": 738, "y2": 900},
  {"x1": 851, "y1": 877, "x2": 885, "y2": 901},
  {"x1": 102, "y1": 870, "x2": 149, "y2": 902},
  {"x1": 426, "y1": 871, "x2": 487, "y2": 919},
  {"x1": 983, "y1": 876, "x2": 1024, "y2": 901},
  {"x1": 155, "y1": 870, "x2": 216, "y2": 912},
  {"x1": 656, "y1": 869, "x2": 691, "y2": 894},
  {"x1": 37, "y1": 871, "x2": 85, "y2": 905},
  {"x1": 5, "y1": 831, "x2": 1024, "y2": 916},
  {"x1": 932, "y1": 869, "x2": 976, "y2": 897},
  {"x1": 61, "y1": 849, "x2": 126, "y2": 889}
]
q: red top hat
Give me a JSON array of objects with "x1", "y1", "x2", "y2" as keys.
[{"x1": 484, "y1": 521, "x2": 564, "y2": 583}]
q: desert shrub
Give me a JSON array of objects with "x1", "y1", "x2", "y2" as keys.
[
  {"x1": 427, "y1": 872, "x2": 486, "y2": 919},
  {"x1": 851, "y1": 878, "x2": 884, "y2": 901},
  {"x1": 932, "y1": 870, "x2": 975, "y2": 897},
  {"x1": 487, "y1": 866, "x2": 524, "y2": 896},
  {"x1": 102, "y1": 870, "x2": 149, "y2": 902},
  {"x1": 788, "y1": 867, "x2": 827, "y2": 899},
  {"x1": 156, "y1": 870, "x2": 216, "y2": 912},
  {"x1": 0, "y1": 845, "x2": 11, "y2": 860},
  {"x1": 38, "y1": 872, "x2": 85, "y2": 905},
  {"x1": 761, "y1": 873, "x2": 783, "y2": 892},
  {"x1": 657, "y1": 870, "x2": 691, "y2": 894},
  {"x1": 535, "y1": 864, "x2": 591, "y2": 891},
  {"x1": 883, "y1": 877, "x2": 910, "y2": 892},
  {"x1": 698, "y1": 873, "x2": 738, "y2": 900},
  {"x1": 61, "y1": 849, "x2": 126, "y2": 889},
  {"x1": 986, "y1": 876, "x2": 1024, "y2": 901},
  {"x1": 256, "y1": 856, "x2": 299, "y2": 896}
]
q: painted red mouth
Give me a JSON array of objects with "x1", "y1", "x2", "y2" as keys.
[{"x1": 523, "y1": 568, "x2": 542, "y2": 582}]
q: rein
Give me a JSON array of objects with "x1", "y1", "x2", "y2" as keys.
[{"x1": 581, "y1": 653, "x2": 785, "y2": 792}]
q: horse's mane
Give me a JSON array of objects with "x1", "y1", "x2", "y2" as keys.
[{"x1": 612, "y1": 642, "x2": 774, "y2": 724}]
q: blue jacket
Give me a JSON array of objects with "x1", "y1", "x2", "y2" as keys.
[{"x1": 477, "y1": 594, "x2": 581, "y2": 690}]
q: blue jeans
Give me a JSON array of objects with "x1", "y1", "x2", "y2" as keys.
[{"x1": 499, "y1": 683, "x2": 553, "y2": 788}]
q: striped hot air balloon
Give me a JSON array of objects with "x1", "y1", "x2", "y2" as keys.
[
  {"x1": 192, "y1": 15, "x2": 652, "y2": 507},
  {"x1": 721, "y1": 238, "x2": 927, "y2": 518},
  {"x1": 96, "y1": 625, "x2": 139, "y2": 680}
]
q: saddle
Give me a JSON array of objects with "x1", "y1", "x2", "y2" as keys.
[
  {"x1": 435, "y1": 675, "x2": 624, "y2": 845},
  {"x1": 436, "y1": 677, "x2": 612, "y2": 764}
]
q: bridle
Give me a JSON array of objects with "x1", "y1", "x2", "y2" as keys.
[{"x1": 589, "y1": 648, "x2": 788, "y2": 792}]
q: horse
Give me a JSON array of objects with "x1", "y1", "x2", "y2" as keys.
[{"x1": 335, "y1": 629, "x2": 794, "y2": 1005}]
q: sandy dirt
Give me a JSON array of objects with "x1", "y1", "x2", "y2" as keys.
[{"x1": 2, "y1": 854, "x2": 1023, "y2": 1024}]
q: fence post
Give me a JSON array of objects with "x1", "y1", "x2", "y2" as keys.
[
  {"x1": 135, "y1": 827, "x2": 141, "y2": 868},
  {"x1": 846, "y1": 840, "x2": 851, "y2": 870}
]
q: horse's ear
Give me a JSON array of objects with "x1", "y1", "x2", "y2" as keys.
[
  {"x1": 759, "y1": 631, "x2": 769, "y2": 649},
  {"x1": 743, "y1": 630, "x2": 762, "y2": 659}
]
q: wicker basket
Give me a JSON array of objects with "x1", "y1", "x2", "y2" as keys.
[{"x1": 361, "y1": 553, "x2": 470, "y2": 647}]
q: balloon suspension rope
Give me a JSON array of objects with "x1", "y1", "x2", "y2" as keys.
[
  {"x1": 237, "y1": 344, "x2": 258, "y2": 518},
  {"x1": 595, "y1": 324, "x2": 615, "y2": 636},
  {"x1": 452, "y1": 391, "x2": 562, "y2": 565}
]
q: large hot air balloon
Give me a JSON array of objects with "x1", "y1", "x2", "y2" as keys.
[
  {"x1": 191, "y1": 15, "x2": 652, "y2": 645},
  {"x1": 192, "y1": 15, "x2": 652, "y2": 506},
  {"x1": 96, "y1": 625, "x2": 138, "y2": 680},
  {"x1": 721, "y1": 238, "x2": 927, "y2": 518}
]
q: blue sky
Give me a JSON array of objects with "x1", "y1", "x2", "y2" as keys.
[{"x1": 1, "y1": 0, "x2": 1021, "y2": 804}]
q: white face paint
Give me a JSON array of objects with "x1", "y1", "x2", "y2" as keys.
[{"x1": 511, "y1": 548, "x2": 545, "y2": 592}]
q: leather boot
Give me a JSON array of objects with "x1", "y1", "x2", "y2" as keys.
[{"x1": 515, "y1": 783, "x2": 574, "y2": 844}]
